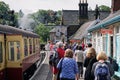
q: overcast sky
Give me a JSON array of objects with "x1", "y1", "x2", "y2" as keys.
[{"x1": 1, "y1": 0, "x2": 111, "y2": 14}]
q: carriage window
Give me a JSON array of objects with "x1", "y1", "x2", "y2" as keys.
[
  {"x1": 33, "y1": 39, "x2": 35, "y2": 53},
  {"x1": 16, "y1": 42, "x2": 20, "y2": 60},
  {"x1": 0, "y1": 42, "x2": 3, "y2": 63},
  {"x1": 24, "y1": 39, "x2": 28, "y2": 56},
  {"x1": 8, "y1": 42, "x2": 14, "y2": 61},
  {"x1": 37, "y1": 39, "x2": 40, "y2": 49},
  {"x1": 36, "y1": 39, "x2": 37, "y2": 45},
  {"x1": 29, "y1": 39, "x2": 32, "y2": 54},
  {"x1": 8, "y1": 41, "x2": 21, "y2": 61}
]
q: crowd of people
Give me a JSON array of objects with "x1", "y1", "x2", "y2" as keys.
[{"x1": 45, "y1": 41, "x2": 115, "y2": 80}]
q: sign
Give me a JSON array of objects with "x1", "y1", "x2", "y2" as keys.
[{"x1": 101, "y1": 29, "x2": 113, "y2": 34}]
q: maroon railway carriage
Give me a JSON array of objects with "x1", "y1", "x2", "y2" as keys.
[{"x1": 0, "y1": 24, "x2": 40, "y2": 80}]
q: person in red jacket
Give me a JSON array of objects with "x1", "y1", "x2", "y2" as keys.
[{"x1": 52, "y1": 42, "x2": 65, "y2": 80}]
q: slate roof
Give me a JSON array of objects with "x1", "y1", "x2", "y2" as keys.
[
  {"x1": 62, "y1": 10, "x2": 110, "y2": 25},
  {"x1": 72, "y1": 21, "x2": 97, "y2": 40},
  {"x1": 88, "y1": 10, "x2": 120, "y2": 32},
  {"x1": 62, "y1": 10, "x2": 79, "y2": 25}
]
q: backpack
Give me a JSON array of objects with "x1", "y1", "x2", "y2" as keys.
[
  {"x1": 95, "y1": 62, "x2": 109, "y2": 80},
  {"x1": 49, "y1": 51, "x2": 60, "y2": 67},
  {"x1": 112, "y1": 60, "x2": 119, "y2": 71},
  {"x1": 49, "y1": 54, "x2": 54, "y2": 66},
  {"x1": 108, "y1": 57, "x2": 119, "y2": 71}
]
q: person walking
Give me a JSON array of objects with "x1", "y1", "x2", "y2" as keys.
[
  {"x1": 83, "y1": 43, "x2": 92, "y2": 58},
  {"x1": 91, "y1": 51, "x2": 114, "y2": 80},
  {"x1": 74, "y1": 46, "x2": 84, "y2": 78},
  {"x1": 57, "y1": 49, "x2": 79, "y2": 80},
  {"x1": 52, "y1": 42, "x2": 65, "y2": 80},
  {"x1": 49, "y1": 42, "x2": 55, "y2": 70},
  {"x1": 84, "y1": 48, "x2": 97, "y2": 80}
]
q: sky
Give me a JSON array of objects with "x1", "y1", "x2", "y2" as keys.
[{"x1": 1, "y1": 0, "x2": 111, "y2": 14}]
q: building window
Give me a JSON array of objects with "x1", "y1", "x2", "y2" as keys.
[
  {"x1": 97, "y1": 32, "x2": 101, "y2": 37},
  {"x1": 93, "y1": 38, "x2": 96, "y2": 49},
  {"x1": 0, "y1": 42, "x2": 3, "y2": 63},
  {"x1": 93, "y1": 33, "x2": 96, "y2": 37},
  {"x1": 116, "y1": 26, "x2": 119, "y2": 34},
  {"x1": 97, "y1": 38, "x2": 100, "y2": 46},
  {"x1": 24, "y1": 39, "x2": 28, "y2": 56},
  {"x1": 103, "y1": 37, "x2": 107, "y2": 52}
]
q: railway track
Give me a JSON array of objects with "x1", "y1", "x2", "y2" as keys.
[
  {"x1": 29, "y1": 51, "x2": 50, "y2": 80},
  {"x1": 28, "y1": 51, "x2": 46, "y2": 80}
]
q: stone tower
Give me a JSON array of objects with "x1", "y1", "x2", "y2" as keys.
[{"x1": 79, "y1": 0, "x2": 88, "y2": 24}]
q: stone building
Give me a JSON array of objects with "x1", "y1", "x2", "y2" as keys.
[{"x1": 50, "y1": 0, "x2": 110, "y2": 43}]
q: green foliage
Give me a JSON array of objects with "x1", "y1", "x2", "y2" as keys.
[
  {"x1": 0, "y1": 1, "x2": 18, "y2": 27},
  {"x1": 30, "y1": 10, "x2": 62, "y2": 41},
  {"x1": 34, "y1": 23, "x2": 51, "y2": 42},
  {"x1": 0, "y1": 1, "x2": 10, "y2": 24},
  {"x1": 31, "y1": 9, "x2": 62, "y2": 25},
  {"x1": 0, "y1": 1, "x2": 9, "y2": 13},
  {"x1": 99, "y1": 5, "x2": 110, "y2": 11}
]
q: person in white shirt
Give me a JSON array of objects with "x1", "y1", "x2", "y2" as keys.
[
  {"x1": 45, "y1": 42, "x2": 50, "y2": 51},
  {"x1": 75, "y1": 46, "x2": 84, "y2": 78}
]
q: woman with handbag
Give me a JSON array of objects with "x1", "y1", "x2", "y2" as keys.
[{"x1": 57, "y1": 49, "x2": 79, "y2": 80}]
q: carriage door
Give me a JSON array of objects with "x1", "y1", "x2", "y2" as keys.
[{"x1": 0, "y1": 34, "x2": 5, "y2": 80}]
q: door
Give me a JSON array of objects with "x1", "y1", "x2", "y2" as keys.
[
  {"x1": 0, "y1": 34, "x2": 6, "y2": 80},
  {"x1": 110, "y1": 36, "x2": 113, "y2": 57}
]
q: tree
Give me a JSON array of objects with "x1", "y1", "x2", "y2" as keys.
[
  {"x1": 99, "y1": 5, "x2": 110, "y2": 11},
  {"x1": 0, "y1": 1, "x2": 18, "y2": 27},
  {"x1": 34, "y1": 23, "x2": 51, "y2": 43},
  {"x1": 0, "y1": 1, "x2": 10, "y2": 24},
  {"x1": 31, "y1": 10, "x2": 49, "y2": 24},
  {"x1": 31, "y1": 10, "x2": 62, "y2": 25}
]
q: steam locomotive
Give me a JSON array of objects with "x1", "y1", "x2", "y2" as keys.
[{"x1": 0, "y1": 24, "x2": 40, "y2": 80}]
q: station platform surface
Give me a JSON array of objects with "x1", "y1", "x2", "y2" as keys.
[{"x1": 30, "y1": 51, "x2": 84, "y2": 80}]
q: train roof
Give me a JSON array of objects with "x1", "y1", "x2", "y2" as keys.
[{"x1": 0, "y1": 24, "x2": 39, "y2": 38}]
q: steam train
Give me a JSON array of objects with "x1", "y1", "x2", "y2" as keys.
[{"x1": 0, "y1": 24, "x2": 40, "y2": 80}]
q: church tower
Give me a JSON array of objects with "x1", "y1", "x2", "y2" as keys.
[{"x1": 79, "y1": 0, "x2": 88, "y2": 24}]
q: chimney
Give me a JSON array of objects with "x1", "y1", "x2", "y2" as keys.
[
  {"x1": 78, "y1": 0, "x2": 88, "y2": 24},
  {"x1": 111, "y1": 0, "x2": 120, "y2": 12}
]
